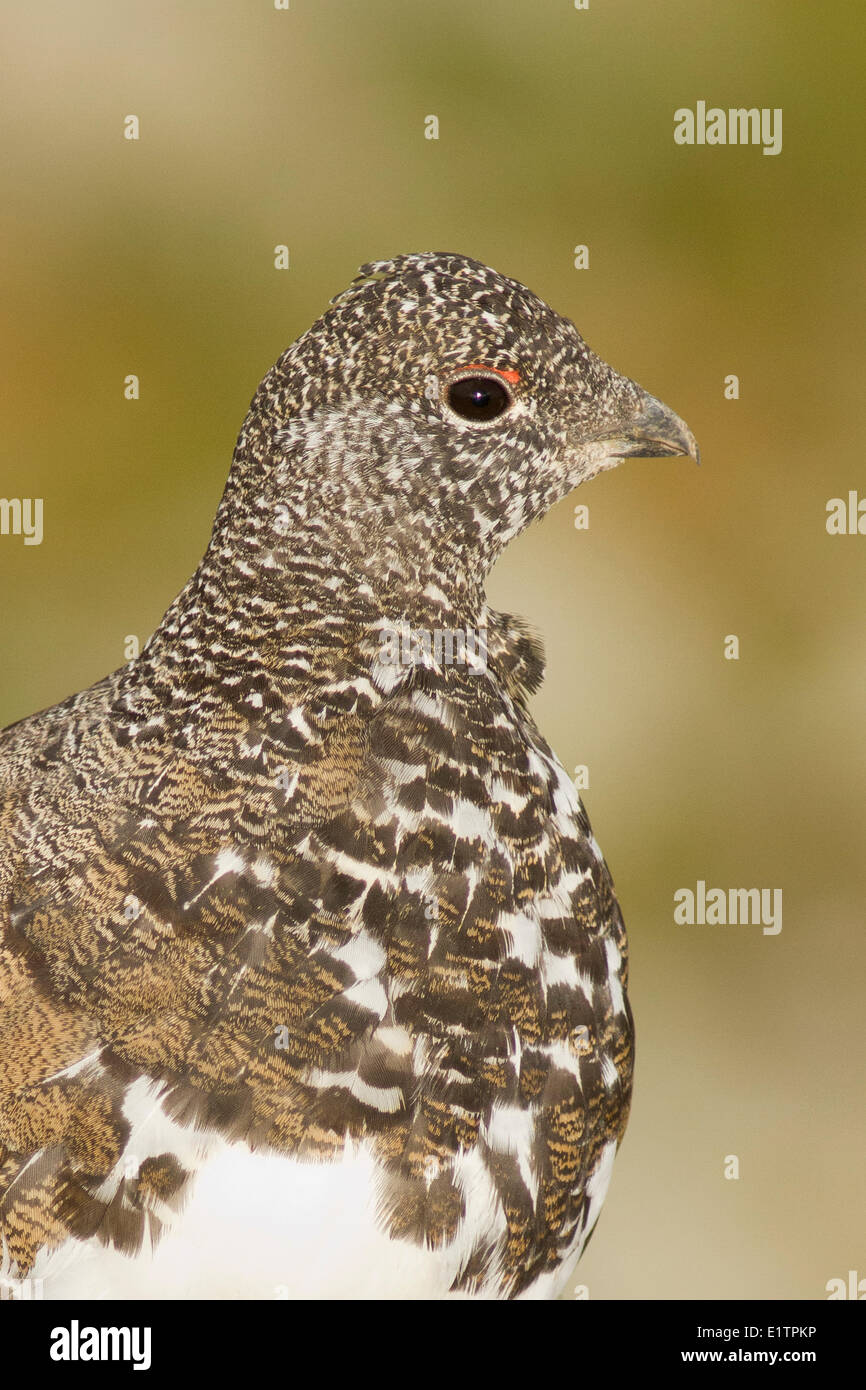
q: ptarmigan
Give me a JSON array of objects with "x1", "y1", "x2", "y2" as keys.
[{"x1": 0, "y1": 253, "x2": 698, "y2": 1300}]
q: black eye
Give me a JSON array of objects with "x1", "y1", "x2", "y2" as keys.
[{"x1": 446, "y1": 374, "x2": 512, "y2": 423}]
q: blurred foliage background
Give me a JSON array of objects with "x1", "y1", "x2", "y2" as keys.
[{"x1": 1, "y1": 0, "x2": 864, "y2": 1299}]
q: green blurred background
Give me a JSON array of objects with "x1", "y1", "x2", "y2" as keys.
[{"x1": 1, "y1": 0, "x2": 864, "y2": 1299}]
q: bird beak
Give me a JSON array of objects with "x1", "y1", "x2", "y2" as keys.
[{"x1": 596, "y1": 389, "x2": 701, "y2": 465}]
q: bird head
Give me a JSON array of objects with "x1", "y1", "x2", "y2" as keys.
[{"x1": 210, "y1": 252, "x2": 698, "y2": 612}]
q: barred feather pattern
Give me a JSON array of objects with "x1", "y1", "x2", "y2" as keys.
[
  {"x1": 0, "y1": 608, "x2": 632, "y2": 1296},
  {"x1": 0, "y1": 252, "x2": 677, "y2": 1298}
]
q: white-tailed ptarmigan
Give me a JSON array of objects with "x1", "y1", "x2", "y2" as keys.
[{"x1": 0, "y1": 253, "x2": 698, "y2": 1299}]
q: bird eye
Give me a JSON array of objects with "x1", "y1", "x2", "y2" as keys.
[{"x1": 444, "y1": 373, "x2": 513, "y2": 424}]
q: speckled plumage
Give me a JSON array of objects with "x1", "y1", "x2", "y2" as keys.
[{"x1": 0, "y1": 253, "x2": 697, "y2": 1298}]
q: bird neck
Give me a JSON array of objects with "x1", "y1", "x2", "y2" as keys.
[
  {"x1": 141, "y1": 518, "x2": 486, "y2": 697},
  {"x1": 141, "y1": 415, "x2": 490, "y2": 695}
]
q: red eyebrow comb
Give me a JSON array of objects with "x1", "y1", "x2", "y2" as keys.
[{"x1": 463, "y1": 364, "x2": 521, "y2": 385}]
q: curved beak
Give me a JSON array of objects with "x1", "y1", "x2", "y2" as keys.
[{"x1": 600, "y1": 389, "x2": 701, "y2": 465}]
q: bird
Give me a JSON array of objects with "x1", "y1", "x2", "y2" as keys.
[{"x1": 0, "y1": 252, "x2": 698, "y2": 1300}]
